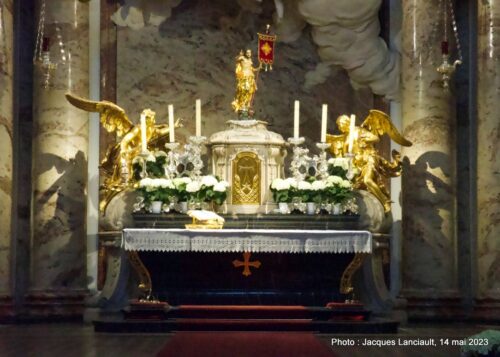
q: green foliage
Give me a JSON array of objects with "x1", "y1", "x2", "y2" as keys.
[
  {"x1": 146, "y1": 155, "x2": 166, "y2": 178},
  {"x1": 328, "y1": 165, "x2": 348, "y2": 180},
  {"x1": 325, "y1": 184, "x2": 353, "y2": 204},
  {"x1": 271, "y1": 189, "x2": 291, "y2": 203},
  {"x1": 462, "y1": 330, "x2": 500, "y2": 356}
]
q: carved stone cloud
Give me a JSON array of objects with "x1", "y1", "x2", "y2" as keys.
[{"x1": 274, "y1": 0, "x2": 400, "y2": 99}]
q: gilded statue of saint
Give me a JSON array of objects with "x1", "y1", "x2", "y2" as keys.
[
  {"x1": 327, "y1": 110, "x2": 412, "y2": 212},
  {"x1": 65, "y1": 93, "x2": 181, "y2": 212},
  {"x1": 231, "y1": 49, "x2": 261, "y2": 117}
]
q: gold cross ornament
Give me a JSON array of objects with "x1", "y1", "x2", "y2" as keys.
[{"x1": 232, "y1": 252, "x2": 261, "y2": 277}]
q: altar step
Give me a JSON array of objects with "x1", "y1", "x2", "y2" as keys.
[
  {"x1": 94, "y1": 317, "x2": 398, "y2": 333},
  {"x1": 93, "y1": 304, "x2": 399, "y2": 333},
  {"x1": 152, "y1": 304, "x2": 370, "y2": 320}
]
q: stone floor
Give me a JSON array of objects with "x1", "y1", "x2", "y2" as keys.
[{"x1": 0, "y1": 322, "x2": 497, "y2": 357}]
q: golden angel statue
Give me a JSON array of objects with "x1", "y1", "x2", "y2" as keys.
[
  {"x1": 65, "y1": 93, "x2": 182, "y2": 212},
  {"x1": 231, "y1": 49, "x2": 261, "y2": 117},
  {"x1": 327, "y1": 110, "x2": 412, "y2": 213}
]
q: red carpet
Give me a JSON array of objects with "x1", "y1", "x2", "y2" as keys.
[{"x1": 156, "y1": 331, "x2": 337, "y2": 357}]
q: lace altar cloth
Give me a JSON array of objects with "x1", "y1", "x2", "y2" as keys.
[{"x1": 122, "y1": 229, "x2": 372, "y2": 254}]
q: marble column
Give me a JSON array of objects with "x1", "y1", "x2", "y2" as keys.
[
  {"x1": 27, "y1": 0, "x2": 89, "y2": 318},
  {"x1": 476, "y1": 0, "x2": 500, "y2": 315},
  {"x1": 400, "y1": 0, "x2": 459, "y2": 318},
  {"x1": 0, "y1": 0, "x2": 14, "y2": 319}
]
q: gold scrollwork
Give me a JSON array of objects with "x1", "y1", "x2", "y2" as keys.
[
  {"x1": 127, "y1": 251, "x2": 152, "y2": 300},
  {"x1": 340, "y1": 253, "x2": 367, "y2": 296}
]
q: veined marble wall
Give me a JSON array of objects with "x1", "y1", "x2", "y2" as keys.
[
  {"x1": 400, "y1": 0, "x2": 458, "y2": 308},
  {"x1": 29, "y1": 0, "x2": 89, "y2": 314},
  {"x1": 114, "y1": 0, "x2": 374, "y2": 152},
  {"x1": 477, "y1": 1, "x2": 500, "y2": 299},
  {"x1": 0, "y1": 0, "x2": 14, "y2": 303}
]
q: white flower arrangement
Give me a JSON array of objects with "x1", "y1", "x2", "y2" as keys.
[
  {"x1": 297, "y1": 181, "x2": 312, "y2": 191},
  {"x1": 328, "y1": 157, "x2": 350, "y2": 171},
  {"x1": 311, "y1": 180, "x2": 326, "y2": 191},
  {"x1": 200, "y1": 175, "x2": 219, "y2": 187},
  {"x1": 271, "y1": 178, "x2": 291, "y2": 191},
  {"x1": 326, "y1": 175, "x2": 343, "y2": 186},
  {"x1": 173, "y1": 177, "x2": 192, "y2": 188},
  {"x1": 340, "y1": 179, "x2": 352, "y2": 189},
  {"x1": 214, "y1": 181, "x2": 229, "y2": 192},
  {"x1": 186, "y1": 181, "x2": 201, "y2": 193},
  {"x1": 270, "y1": 178, "x2": 294, "y2": 203},
  {"x1": 137, "y1": 175, "x2": 230, "y2": 210},
  {"x1": 285, "y1": 177, "x2": 298, "y2": 189}
]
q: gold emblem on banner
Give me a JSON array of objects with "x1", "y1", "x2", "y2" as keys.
[{"x1": 232, "y1": 152, "x2": 261, "y2": 205}]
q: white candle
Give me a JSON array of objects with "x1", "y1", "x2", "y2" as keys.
[
  {"x1": 348, "y1": 114, "x2": 356, "y2": 153},
  {"x1": 140, "y1": 113, "x2": 147, "y2": 152},
  {"x1": 321, "y1": 104, "x2": 328, "y2": 143},
  {"x1": 195, "y1": 99, "x2": 201, "y2": 137},
  {"x1": 293, "y1": 100, "x2": 300, "y2": 139},
  {"x1": 168, "y1": 104, "x2": 175, "y2": 143}
]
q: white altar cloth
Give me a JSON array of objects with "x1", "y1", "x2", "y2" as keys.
[{"x1": 122, "y1": 229, "x2": 372, "y2": 254}]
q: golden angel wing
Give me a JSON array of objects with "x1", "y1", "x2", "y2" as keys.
[
  {"x1": 326, "y1": 134, "x2": 346, "y2": 157},
  {"x1": 65, "y1": 93, "x2": 133, "y2": 137},
  {"x1": 361, "y1": 110, "x2": 412, "y2": 147}
]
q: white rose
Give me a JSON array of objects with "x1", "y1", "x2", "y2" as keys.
[
  {"x1": 214, "y1": 182, "x2": 228, "y2": 192},
  {"x1": 298, "y1": 181, "x2": 312, "y2": 190},
  {"x1": 173, "y1": 177, "x2": 192, "y2": 188},
  {"x1": 159, "y1": 179, "x2": 174, "y2": 189},
  {"x1": 285, "y1": 177, "x2": 298, "y2": 188},
  {"x1": 139, "y1": 178, "x2": 153, "y2": 187},
  {"x1": 186, "y1": 181, "x2": 201, "y2": 193},
  {"x1": 337, "y1": 158, "x2": 349, "y2": 171},
  {"x1": 340, "y1": 180, "x2": 352, "y2": 189},
  {"x1": 271, "y1": 178, "x2": 284, "y2": 190},
  {"x1": 146, "y1": 154, "x2": 156, "y2": 162},
  {"x1": 201, "y1": 175, "x2": 218, "y2": 187},
  {"x1": 275, "y1": 179, "x2": 290, "y2": 191},
  {"x1": 152, "y1": 179, "x2": 166, "y2": 188},
  {"x1": 311, "y1": 180, "x2": 326, "y2": 191},
  {"x1": 327, "y1": 175, "x2": 343, "y2": 185},
  {"x1": 329, "y1": 157, "x2": 349, "y2": 171}
]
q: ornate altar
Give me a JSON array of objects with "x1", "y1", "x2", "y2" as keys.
[
  {"x1": 209, "y1": 120, "x2": 286, "y2": 214},
  {"x1": 78, "y1": 26, "x2": 409, "y2": 332}
]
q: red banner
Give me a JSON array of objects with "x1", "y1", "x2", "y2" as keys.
[{"x1": 258, "y1": 33, "x2": 276, "y2": 66}]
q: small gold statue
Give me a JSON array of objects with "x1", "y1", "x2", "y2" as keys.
[
  {"x1": 65, "y1": 93, "x2": 182, "y2": 212},
  {"x1": 327, "y1": 110, "x2": 412, "y2": 213},
  {"x1": 231, "y1": 49, "x2": 261, "y2": 118}
]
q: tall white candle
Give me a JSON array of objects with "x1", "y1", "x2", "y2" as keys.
[
  {"x1": 168, "y1": 104, "x2": 175, "y2": 143},
  {"x1": 348, "y1": 114, "x2": 356, "y2": 153},
  {"x1": 321, "y1": 104, "x2": 328, "y2": 143},
  {"x1": 140, "y1": 113, "x2": 147, "y2": 152},
  {"x1": 195, "y1": 99, "x2": 201, "y2": 137},
  {"x1": 293, "y1": 100, "x2": 300, "y2": 139}
]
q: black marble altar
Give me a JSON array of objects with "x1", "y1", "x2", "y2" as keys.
[{"x1": 132, "y1": 214, "x2": 362, "y2": 305}]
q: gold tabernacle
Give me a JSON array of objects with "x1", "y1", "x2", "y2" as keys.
[{"x1": 232, "y1": 152, "x2": 261, "y2": 205}]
